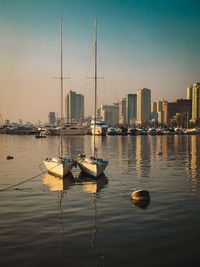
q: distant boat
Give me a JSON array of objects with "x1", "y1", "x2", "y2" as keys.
[
  {"x1": 77, "y1": 19, "x2": 108, "y2": 178},
  {"x1": 90, "y1": 118, "x2": 108, "y2": 136},
  {"x1": 184, "y1": 127, "x2": 200, "y2": 135},
  {"x1": 43, "y1": 19, "x2": 74, "y2": 178},
  {"x1": 127, "y1": 128, "x2": 138, "y2": 135},
  {"x1": 116, "y1": 126, "x2": 128, "y2": 135},
  {"x1": 6, "y1": 125, "x2": 34, "y2": 135},
  {"x1": 35, "y1": 131, "x2": 46, "y2": 138},
  {"x1": 148, "y1": 128, "x2": 158, "y2": 135},
  {"x1": 107, "y1": 127, "x2": 118, "y2": 135},
  {"x1": 46, "y1": 123, "x2": 86, "y2": 136}
]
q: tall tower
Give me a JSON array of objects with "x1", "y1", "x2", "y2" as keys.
[
  {"x1": 187, "y1": 85, "x2": 193, "y2": 100},
  {"x1": 157, "y1": 101, "x2": 163, "y2": 112},
  {"x1": 65, "y1": 90, "x2": 84, "y2": 123},
  {"x1": 126, "y1": 94, "x2": 137, "y2": 126},
  {"x1": 137, "y1": 88, "x2": 151, "y2": 125},
  {"x1": 119, "y1": 98, "x2": 126, "y2": 125},
  {"x1": 48, "y1": 112, "x2": 56, "y2": 125},
  {"x1": 151, "y1": 101, "x2": 157, "y2": 113},
  {"x1": 192, "y1": 83, "x2": 200, "y2": 123}
]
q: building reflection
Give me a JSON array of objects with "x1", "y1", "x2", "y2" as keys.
[
  {"x1": 189, "y1": 136, "x2": 200, "y2": 192},
  {"x1": 135, "y1": 136, "x2": 151, "y2": 178},
  {"x1": 63, "y1": 136, "x2": 84, "y2": 159}
]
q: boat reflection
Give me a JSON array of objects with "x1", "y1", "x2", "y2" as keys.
[
  {"x1": 42, "y1": 172, "x2": 75, "y2": 192},
  {"x1": 78, "y1": 173, "x2": 108, "y2": 264},
  {"x1": 43, "y1": 172, "x2": 75, "y2": 265},
  {"x1": 79, "y1": 173, "x2": 108, "y2": 194}
]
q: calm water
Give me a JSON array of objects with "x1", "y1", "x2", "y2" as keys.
[{"x1": 0, "y1": 134, "x2": 200, "y2": 267}]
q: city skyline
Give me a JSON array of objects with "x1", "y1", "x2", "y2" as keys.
[{"x1": 1, "y1": 0, "x2": 200, "y2": 122}]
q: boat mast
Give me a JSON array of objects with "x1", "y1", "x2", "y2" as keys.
[
  {"x1": 94, "y1": 18, "x2": 97, "y2": 158},
  {"x1": 60, "y1": 19, "x2": 64, "y2": 158}
]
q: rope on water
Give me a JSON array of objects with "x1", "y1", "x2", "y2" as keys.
[
  {"x1": 0, "y1": 162, "x2": 60, "y2": 192},
  {"x1": 0, "y1": 169, "x2": 47, "y2": 192}
]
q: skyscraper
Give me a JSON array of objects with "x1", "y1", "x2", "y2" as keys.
[
  {"x1": 98, "y1": 104, "x2": 119, "y2": 127},
  {"x1": 157, "y1": 101, "x2": 163, "y2": 112},
  {"x1": 187, "y1": 85, "x2": 193, "y2": 100},
  {"x1": 137, "y1": 88, "x2": 151, "y2": 125},
  {"x1": 163, "y1": 99, "x2": 192, "y2": 124},
  {"x1": 48, "y1": 112, "x2": 56, "y2": 125},
  {"x1": 191, "y1": 83, "x2": 200, "y2": 123},
  {"x1": 65, "y1": 90, "x2": 84, "y2": 123},
  {"x1": 119, "y1": 98, "x2": 126, "y2": 125},
  {"x1": 126, "y1": 94, "x2": 137, "y2": 126},
  {"x1": 151, "y1": 101, "x2": 157, "y2": 113}
]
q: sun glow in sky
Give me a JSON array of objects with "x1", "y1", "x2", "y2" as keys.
[{"x1": 0, "y1": 0, "x2": 200, "y2": 123}]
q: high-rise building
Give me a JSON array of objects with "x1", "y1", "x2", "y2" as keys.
[
  {"x1": 98, "y1": 104, "x2": 119, "y2": 127},
  {"x1": 191, "y1": 83, "x2": 200, "y2": 123},
  {"x1": 126, "y1": 94, "x2": 137, "y2": 126},
  {"x1": 157, "y1": 101, "x2": 163, "y2": 112},
  {"x1": 163, "y1": 99, "x2": 192, "y2": 124},
  {"x1": 65, "y1": 90, "x2": 84, "y2": 123},
  {"x1": 5, "y1": 119, "x2": 10, "y2": 126},
  {"x1": 119, "y1": 98, "x2": 126, "y2": 125},
  {"x1": 137, "y1": 88, "x2": 151, "y2": 125},
  {"x1": 151, "y1": 101, "x2": 157, "y2": 113},
  {"x1": 48, "y1": 112, "x2": 56, "y2": 125},
  {"x1": 158, "y1": 111, "x2": 164, "y2": 124},
  {"x1": 187, "y1": 85, "x2": 193, "y2": 100}
]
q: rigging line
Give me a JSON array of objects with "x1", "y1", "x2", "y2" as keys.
[{"x1": 0, "y1": 163, "x2": 60, "y2": 192}]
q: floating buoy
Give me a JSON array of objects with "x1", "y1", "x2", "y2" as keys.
[
  {"x1": 131, "y1": 189, "x2": 150, "y2": 201},
  {"x1": 6, "y1": 155, "x2": 14, "y2": 160},
  {"x1": 132, "y1": 199, "x2": 150, "y2": 209},
  {"x1": 131, "y1": 189, "x2": 150, "y2": 209}
]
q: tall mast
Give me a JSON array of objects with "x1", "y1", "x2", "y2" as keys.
[
  {"x1": 93, "y1": 18, "x2": 97, "y2": 158},
  {"x1": 60, "y1": 19, "x2": 64, "y2": 158}
]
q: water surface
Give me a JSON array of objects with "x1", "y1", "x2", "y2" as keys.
[{"x1": 0, "y1": 135, "x2": 200, "y2": 266}]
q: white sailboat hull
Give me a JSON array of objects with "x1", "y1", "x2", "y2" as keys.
[
  {"x1": 43, "y1": 158, "x2": 74, "y2": 178},
  {"x1": 78, "y1": 157, "x2": 108, "y2": 178},
  {"x1": 91, "y1": 126, "x2": 108, "y2": 136}
]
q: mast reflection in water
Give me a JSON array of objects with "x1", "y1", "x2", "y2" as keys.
[
  {"x1": 1, "y1": 135, "x2": 200, "y2": 266},
  {"x1": 79, "y1": 174, "x2": 108, "y2": 266}
]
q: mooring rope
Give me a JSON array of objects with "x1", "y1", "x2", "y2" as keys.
[
  {"x1": 0, "y1": 162, "x2": 61, "y2": 192},
  {"x1": 0, "y1": 169, "x2": 47, "y2": 192}
]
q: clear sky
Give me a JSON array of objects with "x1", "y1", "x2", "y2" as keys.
[{"x1": 0, "y1": 0, "x2": 200, "y2": 123}]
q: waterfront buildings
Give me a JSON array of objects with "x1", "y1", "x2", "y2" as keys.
[
  {"x1": 191, "y1": 83, "x2": 200, "y2": 123},
  {"x1": 4, "y1": 119, "x2": 10, "y2": 126},
  {"x1": 126, "y1": 94, "x2": 137, "y2": 126},
  {"x1": 187, "y1": 85, "x2": 193, "y2": 100},
  {"x1": 163, "y1": 99, "x2": 192, "y2": 126},
  {"x1": 158, "y1": 111, "x2": 164, "y2": 124},
  {"x1": 157, "y1": 101, "x2": 163, "y2": 112},
  {"x1": 137, "y1": 88, "x2": 151, "y2": 125},
  {"x1": 48, "y1": 112, "x2": 56, "y2": 125},
  {"x1": 151, "y1": 101, "x2": 157, "y2": 113},
  {"x1": 119, "y1": 98, "x2": 126, "y2": 125},
  {"x1": 98, "y1": 104, "x2": 119, "y2": 127},
  {"x1": 65, "y1": 90, "x2": 84, "y2": 124}
]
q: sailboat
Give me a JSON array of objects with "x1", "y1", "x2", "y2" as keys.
[
  {"x1": 43, "y1": 19, "x2": 74, "y2": 177},
  {"x1": 77, "y1": 18, "x2": 108, "y2": 178}
]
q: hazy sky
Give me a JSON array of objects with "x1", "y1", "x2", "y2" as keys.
[{"x1": 0, "y1": 0, "x2": 200, "y2": 123}]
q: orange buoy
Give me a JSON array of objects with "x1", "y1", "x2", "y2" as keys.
[
  {"x1": 131, "y1": 189, "x2": 150, "y2": 201},
  {"x1": 131, "y1": 189, "x2": 150, "y2": 209}
]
